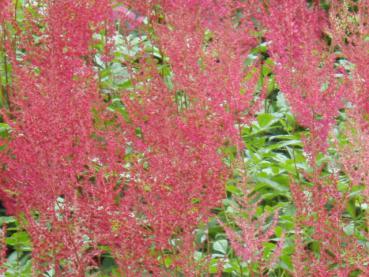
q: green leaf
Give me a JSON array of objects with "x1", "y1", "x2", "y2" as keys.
[
  {"x1": 226, "y1": 184, "x2": 243, "y2": 196},
  {"x1": 254, "y1": 176, "x2": 289, "y2": 192},
  {"x1": 213, "y1": 239, "x2": 228, "y2": 255},
  {"x1": 257, "y1": 113, "x2": 276, "y2": 128},
  {"x1": 343, "y1": 223, "x2": 355, "y2": 236},
  {"x1": 117, "y1": 79, "x2": 133, "y2": 90},
  {"x1": 0, "y1": 123, "x2": 10, "y2": 137},
  {"x1": 107, "y1": 98, "x2": 130, "y2": 122},
  {"x1": 0, "y1": 216, "x2": 16, "y2": 225},
  {"x1": 6, "y1": 232, "x2": 31, "y2": 251}
]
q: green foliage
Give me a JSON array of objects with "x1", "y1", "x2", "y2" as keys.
[{"x1": 0, "y1": 218, "x2": 32, "y2": 276}]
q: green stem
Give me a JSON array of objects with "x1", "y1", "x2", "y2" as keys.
[{"x1": 1, "y1": 24, "x2": 10, "y2": 110}]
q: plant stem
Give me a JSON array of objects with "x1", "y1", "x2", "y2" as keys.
[{"x1": 1, "y1": 24, "x2": 10, "y2": 109}]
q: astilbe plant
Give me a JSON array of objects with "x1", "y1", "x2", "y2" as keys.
[
  {"x1": 0, "y1": 0, "x2": 268, "y2": 275},
  {"x1": 219, "y1": 187, "x2": 283, "y2": 276},
  {"x1": 0, "y1": 0, "x2": 144, "y2": 274},
  {"x1": 269, "y1": 0, "x2": 369, "y2": 272},
  {"x1": 262, "y1": 0, "x2": 345, "y2": 162},
  {"x1": 265, "y1": 1, "x2": 369, "y2": 275},
  {"x1": 124, "y1": 0, "x2": 265, "y2": 145},
  {"x1": 112, "y1": 1, "x2": 267, "y2": 274},
  {"x1": 330, "y1": 0, "x2": 369, "y2": 128},
  {"x1": 332, "y1": 3, "x2": 369, "y2": 274},
  {"x1": 290, "y1": 173, "x2": 369, "y2": 276},
  {"x1": 0, "y1": 3, "x2": 9, "y2": 25},
  {"x1": 1, "y1": 0, "x2": 369, "y2": 276},
  {"x1": 0, "y1": 0, "x2": 122, "y2": 275}
]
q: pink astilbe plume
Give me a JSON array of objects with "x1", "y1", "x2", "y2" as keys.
[
  {"x1": 151, "y1": 0, "x2": 265, "y2": 144},
  {"x1": 330, "y1": 0, "x2": 369, "y2": 128},
  {"x1": 219, "y1": 191, "x2": 283, "y2": 275},
  {"x1": 263, "y1": 0, "x2": 344, "y2": 161},
  {"x1": 124, "y1": 0, "x2": 265, "y2": 142},
  {"x1": 328, "y1": 2, "x2": 369, "y2": 274},
  {"x1": 338, "y1": 118, "x2": 369, "y2": 194},
  {"x1": 290, "y1": 174, "x2": 369, "y2": 276},
  {"x1": 334, "y1": 120, "x2": 369, "y2": 275},
  {"x1": 120, "y1": 74, "x2": 228, "y2": 273},
  {"x1": 112, "y1": 4, "x2": 145, "y2": 30},
  {"x1": 0, "y1": 0, "x2": 11, "y2": 22},
  {"x1": 0, "y1": 0, "x2": 120, "y2": 274},
  {"x1": 259, "y1": 3, "x2": 369, "y2": 275}
]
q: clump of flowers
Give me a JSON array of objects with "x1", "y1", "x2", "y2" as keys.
[
  {"x1": 0, "y1": 0, "x2": 369, "y2": 275},
  {"x1": 0, "y1": 0, "x2": 264, "y2": 274},
  {"x1": 262, "y1": 0, "x2": 344, "y2": 161}
]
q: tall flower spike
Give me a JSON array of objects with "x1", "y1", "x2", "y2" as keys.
[
  {"x1": 0, "y1": 0, "x2": 118, "y2": 274},
  {"x1": 219, "y1": 194, "x2": 281, "y2": 274},
  {"x1": 0, "y1": 0, "x2": 11, "y2": 22},
  {"x1": 330, "y1": 0, "x2": 369, "y2": 128},
  {"x1": 263, "y1": 0, "x2": 344, "y2": 161},
  {"x1": 150, "y1": 0, "x2": 264, "y2": 145}
]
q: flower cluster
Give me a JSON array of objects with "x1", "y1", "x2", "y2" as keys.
[{"x1": 0, "y1": 0, "x2": 368, "y2": 275}]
